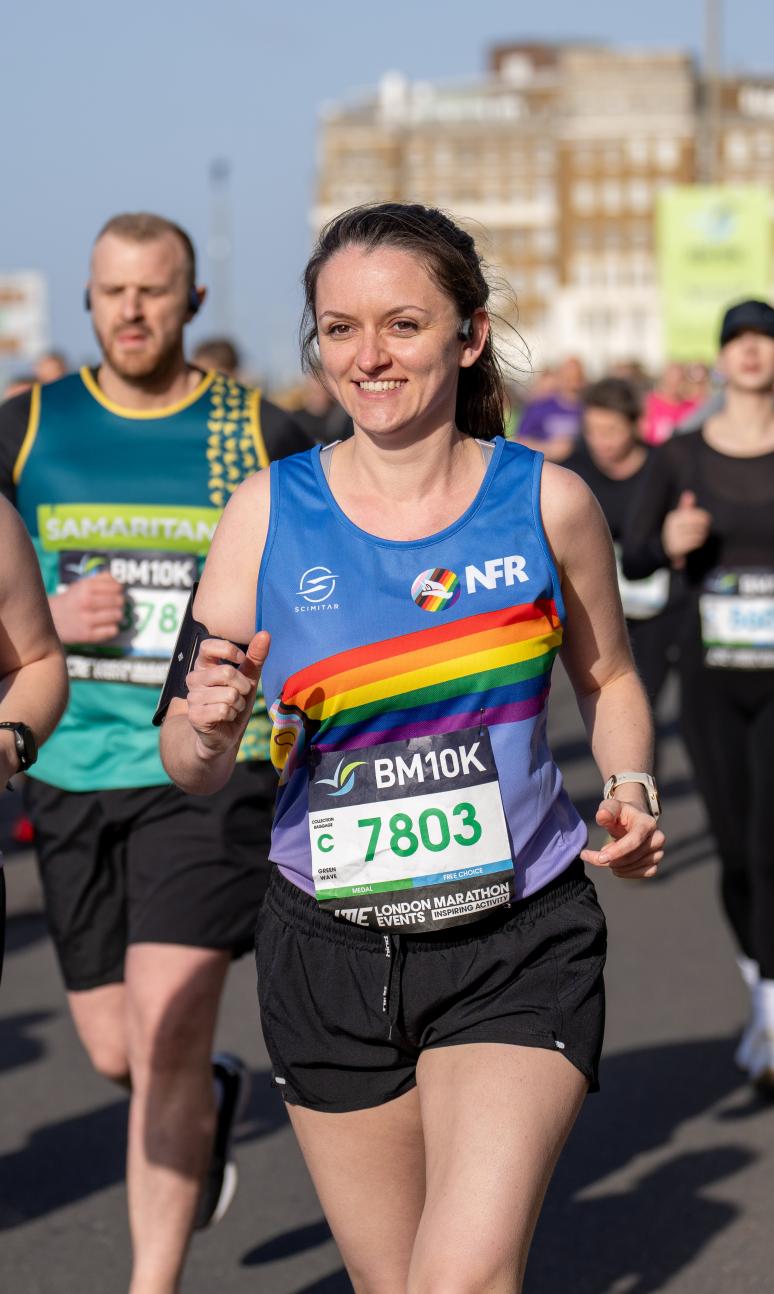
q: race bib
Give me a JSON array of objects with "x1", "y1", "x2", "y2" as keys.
[
  {"x1": 614, "y1": 543, "x2": 670, "y2": 621},
  {"x1": 58, "y1": 550, "x2": 196, "y2": 685},
  {"x1": 700, "y1": 568, "x2": 774, "y2": 670},
  {"x1": 308, "y1": 726, "x2": 514, "y2": 931}
]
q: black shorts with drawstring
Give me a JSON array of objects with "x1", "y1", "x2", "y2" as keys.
[{"x1": 255, "y1": 859, "x2": 607, "y2": 1112}]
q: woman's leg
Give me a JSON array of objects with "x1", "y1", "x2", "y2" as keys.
[
  {"x1": 287, "y1": 1088, "x2": 426, "y2": 1294},
  {"x1": 408, "y1": 1042, "x2": 587, "y2": 1294},
  {"x1": 680, "y1": 666, "x2": 753, "y2": 955},
  {"x1": 748, "y1": 687, "x2": 774, "y2": 980}
]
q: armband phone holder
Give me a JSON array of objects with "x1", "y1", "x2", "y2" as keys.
[{"x1": 151, "y1": 584, "x2": 247, "y2": 726}]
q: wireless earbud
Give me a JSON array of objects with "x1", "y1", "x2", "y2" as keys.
[
  {"x1": 84, "y1": 288, "x2": 92, "y2": 312},
  {"x1": 458, "y1": 318, "x2": 472, "y2": 341}
]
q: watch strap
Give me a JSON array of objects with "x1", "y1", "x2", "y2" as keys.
[
  {"x1": 0, "y1": 722, "x2": 38, "y2": 773},
  {"x1": 603, "y1": 771, "x2": 661, "y2": 818}
]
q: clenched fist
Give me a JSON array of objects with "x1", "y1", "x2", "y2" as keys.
[
  {"x1": 50, "y1": 572, "x2": 126, "y2": 645},
  {"x1": 661, "y1": 490, "x2": 712, "y2": 568},
  {"x1": 186, "y1": 632, "x2": 271, "y2": 760}
]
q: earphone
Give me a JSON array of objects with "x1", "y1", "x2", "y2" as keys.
[
  {"x1": 83, "y1": 287, "x2": 200, "y2": 314},
  {"x1": 458, "y1": 318, "x2": 472, "y2": 341}
]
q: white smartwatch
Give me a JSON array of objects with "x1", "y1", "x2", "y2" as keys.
[{"x1": 602, "y1": 771, "x2": 661, "y2": 819}]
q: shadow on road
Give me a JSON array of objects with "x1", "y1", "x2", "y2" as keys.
[
  {"x1": 0, "y1": 1098, "x2": 128, "y2": 1230},
  {"x1": 0, "y1": 1008, "x2": 54, "y2": 1074},
  {"x1": 292, "y1": 1274, "x2": 350, "y2": 1294},
  {"x1": 3, "y1": 908, "x2": 49, "y2": 958},
  {"x1": 241, "y1": 1218, "x2": 333, "y2": 1265},
  {"x1": 527, "y1": 1035, "x2": 756, "y2": 1292},
  {"x1": 0, "y1": 1065, "x2": 281, "y2": 1230}
]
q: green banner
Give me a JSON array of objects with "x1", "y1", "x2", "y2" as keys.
[
  {"x1": 37, "y1": 502, "x2": 221, "y2": 553},
  {"x1": 657, "y1": 186, "x2": 772, "y2": 362}
]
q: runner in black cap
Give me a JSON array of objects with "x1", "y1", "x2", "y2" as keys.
[{"x1": 624, "y1": 298, "x2": 774, "y2": 1092}]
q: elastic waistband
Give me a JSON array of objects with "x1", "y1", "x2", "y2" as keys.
[{"x1": 263, "y1": 858, "x2": 588, "y2": 952}]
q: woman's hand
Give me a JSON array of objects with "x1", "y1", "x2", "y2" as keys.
[
  {"x1": 580, "y1": 798, "x2": 665, "y2": 879},
  {"x1": 661, "y1": 490, "x2": 712, "y2": 567},
  {"x1": 185, "y1": 631, "x2": 270, "y2": 761}
]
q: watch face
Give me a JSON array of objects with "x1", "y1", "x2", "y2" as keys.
[{"x1": 0, "y1": 723, "x2": 37, "y2": 770}]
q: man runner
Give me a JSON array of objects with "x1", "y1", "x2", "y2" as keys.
[{"x1": 0, "y1": 212, "x2": 310, "y2": 1294}]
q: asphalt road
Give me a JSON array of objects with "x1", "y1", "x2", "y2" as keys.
[{"x1": 2, "y1": 669, "x2": 773, "y2": 1293}]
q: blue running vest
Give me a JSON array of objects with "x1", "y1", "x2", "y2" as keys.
[{"x1": 259, "y1": 437, "x2": 587, "y2": 898}]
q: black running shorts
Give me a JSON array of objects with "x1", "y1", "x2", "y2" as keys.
[
  {"x1": 26, "y1": 762, "x2": 275, "y2": 992},
  {"x1": 255, "y1": 859, "x2": 606, "y2": 1112}
]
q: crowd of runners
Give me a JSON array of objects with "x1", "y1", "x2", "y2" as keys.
[{"x1": 0, "y1": 204, "x2": 773, "y2": 1294}]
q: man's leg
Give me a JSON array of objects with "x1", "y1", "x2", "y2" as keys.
[
  {"x1": 124, "y1": 942, "x2": 231, "y2": 1294},
  {"x1": 27, "y1": 778, "x2": 130, "y2": 1081},
  {"x1": 68, "y1": 983, "x2": 130, "y2": 1085}
]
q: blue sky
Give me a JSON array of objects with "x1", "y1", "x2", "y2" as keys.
[{"x1": 2, "y1": 0, "x2": 771, "y2": 383}]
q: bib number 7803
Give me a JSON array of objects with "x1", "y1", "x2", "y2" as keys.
[{"x1": 357, "y1": 801, "x2": 482, "y2": 862}]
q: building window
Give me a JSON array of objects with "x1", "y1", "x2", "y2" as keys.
[
  {"x1": 601, "y1": 180, "x2": 622, "y2": 214},
  {"x1": 571, "y1": 254, "x2": 595, "y2": 286},
  {"x1": 654, "y1": 138, "x2": 679, "y2": 170},
  {"x1": 628, "y1": 178, "x2": 650, "y2": 211},
  {"x1": 627, "y1": 138, "x2": 649, "y2": 167},
  {"x1": 725, "y1": 132, "x2": 750, "y2": 164},
  {"x1": 631, "y1": 252, "x2": 653, "y2": 286},
  {"x1": 534, "y1": 267, "x2": 557, "y2": 294},
  {"x1": 533, "y1": 227, "x2": 557, "y2": 254},
  {"x1": 572, "y1": 180, "x2": 595, "y2": 213}
]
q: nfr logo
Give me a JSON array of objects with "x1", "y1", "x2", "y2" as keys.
[{"x1": 465, "y1": 555, "x2": 529, "y2": 594}]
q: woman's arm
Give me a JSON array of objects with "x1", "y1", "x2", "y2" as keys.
[
  {"x1": 621, "y1": 438, "x2": 710, "y2": 578},
  {"x1": 159, "y1": 469, "x2": 272, "y2": 794},
  {"x1": 541, "y1": 463, "x2": 664, "y2": 878},
  {"x1": 0, "y1": 499, "x2": 69, "y2": 781}
]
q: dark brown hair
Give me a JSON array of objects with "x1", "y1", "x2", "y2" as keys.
[
  {"x1": 95, "y1": 212, "x2": 197, "y2": 289},
  {"x1": 300, "y1": 203, "x2": 506, "y2": 440},
  {"x1": 582, "y1": 377, "x2": 641, "y2": 425}
]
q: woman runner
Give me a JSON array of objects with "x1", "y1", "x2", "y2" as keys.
[
  {"x1": 623, "y1": 299, "x2": 774, "y2": 1093},
  {"x1": 160, "y1": 204, "x2": 664, "y2": 1293}
]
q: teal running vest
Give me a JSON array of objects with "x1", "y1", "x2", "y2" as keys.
[{"x1": 16, "y1": 367, "x2": 270, "y2": 791}]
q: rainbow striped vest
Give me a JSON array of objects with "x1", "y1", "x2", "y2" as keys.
[{"x1": 258, "y1": 437, "x2": 586, "y2": 898}]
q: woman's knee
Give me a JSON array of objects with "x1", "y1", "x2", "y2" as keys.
[{"x1": 408, "y1": 1267, "x2": 521, "y2": 1294}]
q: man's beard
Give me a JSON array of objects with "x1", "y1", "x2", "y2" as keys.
[{"x1": 96, "y1": 325, "x2": 181, "y2": 386}]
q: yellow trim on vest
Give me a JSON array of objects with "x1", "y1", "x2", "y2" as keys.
[
  {"x1": 79, "y1": 365, "x2": 215, "y2": 419},
  {"x1": 13, "y1": 382, "x2": 42, "y2": 486},
  {"x1": 248, "y1": 388, "x2": 270, "y2": 468}
]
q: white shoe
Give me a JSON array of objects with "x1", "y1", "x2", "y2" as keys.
[
  {"x1": 734, "y1": 1018, "x2": 757, "y2": 1072},
  {"x1": 746, "y1": 1030, "x2": 774, "y2": 1094}
]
